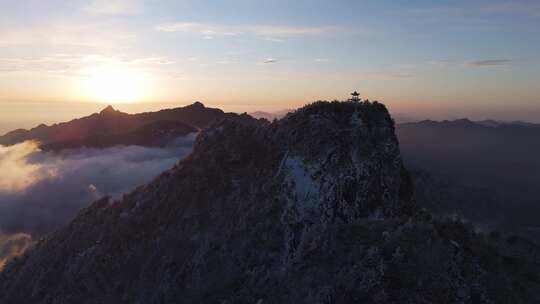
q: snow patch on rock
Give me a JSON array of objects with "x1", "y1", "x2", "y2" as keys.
[{"x1": 283, "y1": 156, "x2": 323, "y2": 218}]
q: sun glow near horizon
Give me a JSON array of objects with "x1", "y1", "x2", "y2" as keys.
[{"x1": 84, "y1": 66, "x2": 152, "y2": 104}]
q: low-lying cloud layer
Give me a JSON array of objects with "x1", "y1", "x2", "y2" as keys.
[{"x1": 0, "y1": 135, "x2": 196, "y2": 267}]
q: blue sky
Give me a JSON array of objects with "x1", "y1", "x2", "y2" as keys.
[{"x1": 0, "y1": 0, "x2": 539, "y2": 127}]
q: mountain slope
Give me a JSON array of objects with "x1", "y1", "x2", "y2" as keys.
[
  {"x1": 0, "y1": 102, "x2": 230, "y2": 147},
  {"x1": 1, "y1": 102, "x2": 538, "y2": 303}
]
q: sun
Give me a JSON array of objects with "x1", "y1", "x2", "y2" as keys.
[{"x1": 85, "y1": 66, "x2": 149, "y2": 104}]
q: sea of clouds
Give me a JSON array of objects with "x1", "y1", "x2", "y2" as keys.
[{"x1": 0, "y1": 134, "x2": 197, "y2": 268}]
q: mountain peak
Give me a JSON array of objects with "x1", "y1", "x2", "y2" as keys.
[
  {"x1": 188, "y1": 101, "x2": 205, "y2": 108},
  {"x1": 99, "y1": 105, "x2": 117, "y2": 115},
  {"x1": 452, "y1": 118, "x2": 475, "y2": 126}
]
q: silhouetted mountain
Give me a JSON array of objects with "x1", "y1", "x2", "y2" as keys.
[
  {"x1": 100, "y1": 105, "x2": 118, "y2": 116},
  {"x1": 476, "y1": 119, "x2": 502, "y2": 127},
  {"x1": 41, "y1": 121, "x2": 197, "y2": 151},
  {"x1": 0, "y1": 102, "x2": 231, "y2": 147},
  {"x1": 1, "y1": 101, "x2": 538, "y2": 303},
  {"x1": 476, "y1": 119, "x2": 537, "y2": 127}
]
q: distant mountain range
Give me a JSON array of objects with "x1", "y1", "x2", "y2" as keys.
[
  {"x1": 396, "y1": 118, "x2": 540, "y2": 199},
  {"x1": 0, "y1": 102, "x2": 233, "y2": 149},
  {"x1": 396, "y1": 118, "x2": 540, "y2": 241},
  {"x1": 401, "y1": 118, "x2": 539, "y2": 129}
]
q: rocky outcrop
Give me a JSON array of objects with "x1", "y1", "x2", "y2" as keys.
[{"x1": 0, "y1": 101, "x2": 538, "y2": 303}]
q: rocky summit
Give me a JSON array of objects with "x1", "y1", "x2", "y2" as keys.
[{"x1": 0, "y1": 101, "x2": 538, "y2": 303}]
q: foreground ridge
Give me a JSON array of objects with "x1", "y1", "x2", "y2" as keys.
[{"x1": 1, "y1": 101, "x2": 538, "y2": 303}]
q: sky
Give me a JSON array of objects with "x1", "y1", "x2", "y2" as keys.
[{"x1": 1, "y1": 0, "x2": 540, "y2": 132}]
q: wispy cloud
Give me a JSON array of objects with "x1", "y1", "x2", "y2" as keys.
[
  {"x1": 429, "y1": 59, "x2": 512, "y2": 68},
  {"x1": 83, "y1": 0, "x2": 141, "y2": 15},
  {"x1": 0, "y1": 21, "x2": 135, "y2": 49},
  {"x1": 0, "y1": 54, "x2": 176, "y2": 75},
  {"x1": 251, "y1": 25, "x2": 329, "y2": 36},
  {"x1": 156, "y1": 22, "x2": 333, "y2": 39},
  {"x1": 156, "y1": 22, "x2": 242, "y2": 36},
  {"x1": 263, "y1": 37, "x2": 284, "y2": 43},
  {"x1": 466, "y1": 59, "x2": 512, "y2": 67}
]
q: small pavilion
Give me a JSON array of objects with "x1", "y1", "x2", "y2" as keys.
[{"x1": 350, "y1": 91, "x2": 361, "y2": 102}]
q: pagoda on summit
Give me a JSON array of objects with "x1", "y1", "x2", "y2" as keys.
[{"x1": 350, "y1": 91, "x2": 361, "y2": 102}]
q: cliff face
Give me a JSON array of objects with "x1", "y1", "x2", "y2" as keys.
[{"x1": 0, "y1": 101, "x2": 538, "y2": 303}]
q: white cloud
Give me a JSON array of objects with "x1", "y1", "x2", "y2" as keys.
[
  {"x1": 0, "y1": 142, "x2": 55, "y2": 192},
  {"x1": 156, "y1": 22, "x2": 333, "y2": 38}
]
